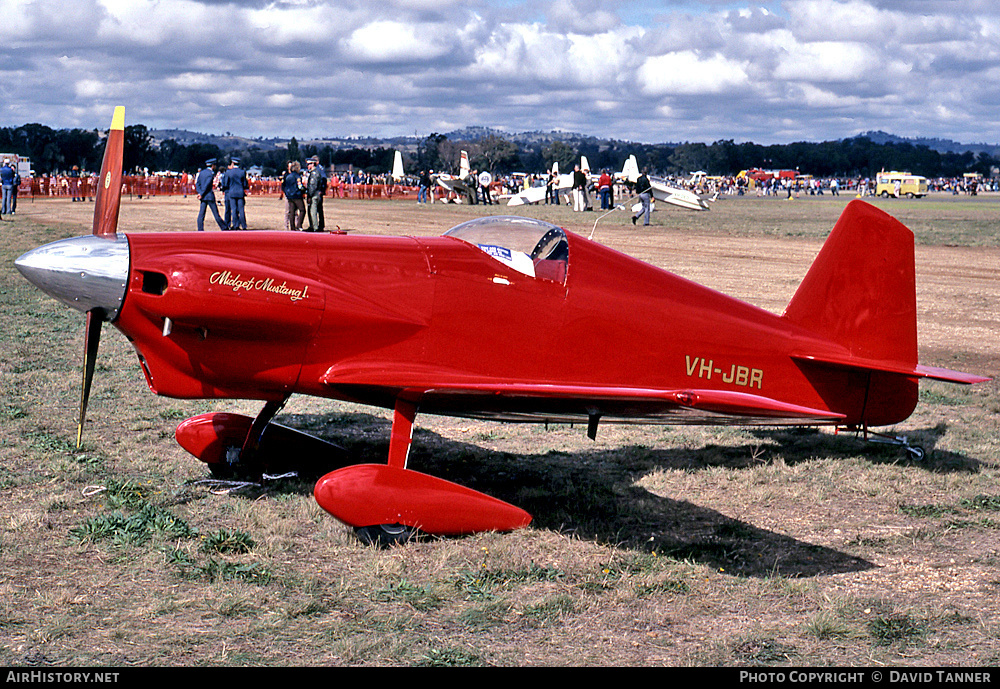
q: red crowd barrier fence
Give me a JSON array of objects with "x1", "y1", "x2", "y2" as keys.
[{"x1": 18, "y1": 175, "x2": 419, "y2": 201}]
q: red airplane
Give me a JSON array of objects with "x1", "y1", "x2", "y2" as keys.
[{"x1": 15, "y1": 108, "x2": 990, "y2": 544}]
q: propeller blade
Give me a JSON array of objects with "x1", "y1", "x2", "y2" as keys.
[
  {"x1": 77, "y1": 308, "x2": 104, "y2": 449},
  {"x1": 77, "y1": 106, "x2": 124, "y2": 447},
  {"x1": 92, "y1": 106, "x2": 125, "y2": 238}
]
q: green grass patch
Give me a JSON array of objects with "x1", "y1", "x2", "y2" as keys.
[
  {"x1": 456, "y1": 599, "x2": 514, "y2": 630},
  {"x1": 454, "y1": 562, "x2": 563, "y2": 599},
  {"x1": 898, "y1": 502, "x2": 960, "y2": 518},
  {"x1": 70, "y1": 503, "x2": 196, "y2": 547},
  {"x1": 372, "y1": 579, "x2": 445, "y2": 611},
  {"x1": 868, "y1": 612, "x2": 927, "y2": 645},
  {"x1": 804, "y1": 610, "x2": 858, "y2": 639},
  {"x1": 521, "y1": 594, "x2": 576, "y2": 626},
  {"x1": 200, "y1": 528, "x2": 256, "y2": 554},
  {"x1": 415, "y1": 646, "x2": 483, "y2": 667},
  {"x1": 961, "y1": 495, "x2": 1000, "y2": 511}
]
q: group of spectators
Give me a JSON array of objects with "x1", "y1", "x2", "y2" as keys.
[
  {"x1": 9, "y1": 157, "x2": 997, "y2": 230},
  {"x1": 667, "y1": 173, "x2": 999, "y2": 199},
  {"x1": 278, "y1": 156, "x2": 327, "y2": 231}
]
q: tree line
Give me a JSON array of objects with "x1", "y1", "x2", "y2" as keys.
[{"x1": 2, "y1": 120, "x2": 995, "y2": 180}]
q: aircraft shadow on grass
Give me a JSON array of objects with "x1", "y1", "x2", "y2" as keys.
[{"x1": 203, "y1": 409, "x2": 982, "y2": 578}]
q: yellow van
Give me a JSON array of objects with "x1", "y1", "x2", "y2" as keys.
[{"x1": 876, "y1": 172, "x2": 928, "y2": 198}]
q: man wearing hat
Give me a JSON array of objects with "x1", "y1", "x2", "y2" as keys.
[
  {"x1": 195, "y1": 158, "x2": 227, "y2": 231},
  {"x1": 221, "y1": 157, "x2": 248, "y2": 230},
  {"x1": 304, "y1": 155, "x2": 326, "y2": 232}
]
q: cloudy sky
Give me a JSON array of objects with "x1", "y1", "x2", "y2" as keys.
[{"x1": 2, "y1": 0, "x2": 999, "y2": 145}]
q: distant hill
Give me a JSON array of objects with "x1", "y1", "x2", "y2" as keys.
[
  {"x1": 150, "y1": 129, "x2": 284, "y2": 152},
  {"x1": 151, "y1": 125, "x2": 997, "y2": 159},
  {"x1": 852, "y1": 130, "x2": 1000, "y2": 157},
  {"x1": 151, "y1": 128, "x2": 424, "y2": 154},
  {"x1": 150, "y1": 125, "x2": 651, "y2": 154}
]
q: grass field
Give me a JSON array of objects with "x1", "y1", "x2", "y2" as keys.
[{"x1": 1, "y1": 192, "x2": 998, "y2": 666}]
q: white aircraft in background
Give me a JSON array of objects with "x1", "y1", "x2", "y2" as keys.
[
  {"x1": 506, "y1": 157, "x2": 600, "y2": 207},
  {"x1": 391, "y1": 150, "x2": 405, "y2": 181},
  {"x1": 433, "y1": 150, "x2": 475, "y2": 202},
  {"x1": 623, "y1": 155, "x2": 710, "y2": 212}
]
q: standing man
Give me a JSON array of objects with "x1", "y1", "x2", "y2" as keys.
[
  {"x1": 631, "y1": 169, "x2": 652, "y2": 226},
  {"x1": 572, "y1": 164, "x2": 586, "y2": 212},
  {"x1": 68, "y1": 165, "x2": 81, "y2": 201},
  {"x1": 598, "y1": 169, "x2": 613, "y2": 210},
  {"x1": 1, "y1": 159, "x2": 15, "y2": 215},
  {"x1": 304, "y1": 156, "x2": 326, "y2": 231},
  {"x1": 223, "y1": 157, "x2": 248, "y2": 230},
  {"x1": 281, "y1": 161, "x2": 305, "y2": 231},
  {"x1": 195, "y1": 158, "x2": 226, "y2": 231},
  {"x1": 464, "y1": 169, "x2": 479, "y2": 205},
  {"x1": 10, "y1": 166, "x2": 20, "y2": 214},
  {"x1": 478, "y1": 169, "x2": 493, "y2": 205},
  {"x1": 546, "y1": 168, "x2": 559, "y2": 205},
  {"x1": 418, "y1": 169, "x2": 431, "y2": 204}
]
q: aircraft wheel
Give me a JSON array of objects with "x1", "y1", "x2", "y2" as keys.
[
  {"x1": 354, "y1": 523, "x2": 417, "y2": 547},
  {"x1": 907, "y1": 446, "x2": 926, "y2": 462},
  {"x1": 207, "y1": 445, "x2": 262, "y2": 481}
]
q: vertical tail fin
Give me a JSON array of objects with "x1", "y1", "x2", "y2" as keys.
[
  {"x1": 783, "y1": 200, "x2": 917, "y2": 369},
  {"x1": 459, "y1": 151, "x2": 470, "y2": 178},
  {"x1": 785, "y1": 200, "x2": 988, "y2": 425},
  {"x1": 391, "y1": 150, "x2": 404, "y2": 180},
  {"x1": 622, "y1": 155, "x2": 639, "y2": 183}
]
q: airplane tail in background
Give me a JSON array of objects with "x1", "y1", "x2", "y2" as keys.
[
  {"x1": 783, "y1": 200, "x2": 986, "y2": 424},
  {"x1": 622, "y1": 155, "x2": 639, "y2": 183},
  {"x1": 391, "y1": 151, "x2": 404, "y2": 181},
  {"x1": 459, "y1": 151, "x2": 470, "y2": 178}
]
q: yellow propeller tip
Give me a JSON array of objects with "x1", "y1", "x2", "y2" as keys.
[{"x1": 110, "y1": 106, "x2": 125, "y2": 131}]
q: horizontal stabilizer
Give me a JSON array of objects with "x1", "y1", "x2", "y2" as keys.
[
  {"x1": 915, "y1": 364, "x2": 991, "y2": 385},
  {"x1": 792, "y1": 352, "x2": 990, "y2": 385}
]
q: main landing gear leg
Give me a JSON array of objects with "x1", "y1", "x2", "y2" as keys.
[
  {"x1": 353, "y1": 398, "x2": 420, "y2": 546},
  {"x1": 174, "y1": 395, "x2": 351, "y2": 480},
  {"x1": 231, "y1": 396, "x2": 289, "y2": 478}
]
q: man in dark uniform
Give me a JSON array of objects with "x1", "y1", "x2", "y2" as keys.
[
  {"x1": 195, "y1": 158, "x2": 226, "y2": 231},
  {"x1": 631, "y1": 169, "x2": 653, "y2": 226},
  {"x1": 304, "y1": 156, "x2": 326, "y2": 232},
  {"x1": 464, "y1": 169, "x2": 478, "y2": 205},
  {"x1": 222, "y1": 157, "x2": 248, "y2": 230}
]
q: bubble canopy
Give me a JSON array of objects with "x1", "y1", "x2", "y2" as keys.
[{"x1": 443, "y1": 216, "x2": 569, "y2": 282}]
